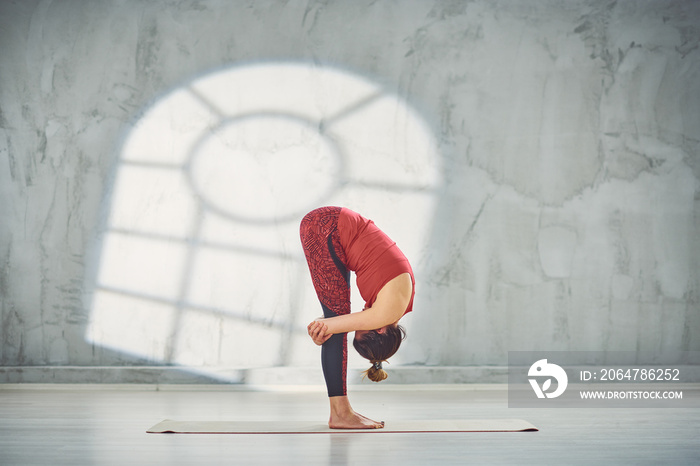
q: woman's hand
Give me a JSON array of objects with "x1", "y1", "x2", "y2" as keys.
[{"x1": 307, "y1": 321, "x2": 332, "y2": 346}]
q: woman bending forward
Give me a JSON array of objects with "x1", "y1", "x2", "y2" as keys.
[{"x1": 300, "y1": 206, "x2": 414, "y2": 429}]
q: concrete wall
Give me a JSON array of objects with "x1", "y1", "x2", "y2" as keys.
[{"x1": 1, "y1": 0, "x2": 698, "y2": 383}]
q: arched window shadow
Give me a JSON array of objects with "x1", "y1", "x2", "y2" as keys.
[{"x1": 84, "y1": 61, "x2": 442, "y2": 382}]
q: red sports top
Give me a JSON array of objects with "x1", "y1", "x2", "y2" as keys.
[{"x1": 338, "y1": 208, "x2": 415, "y2": 314}]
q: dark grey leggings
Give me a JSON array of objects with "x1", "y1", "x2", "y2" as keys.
[{"x1": 300, "y1": 207, "x2": 351, "y2": 397}]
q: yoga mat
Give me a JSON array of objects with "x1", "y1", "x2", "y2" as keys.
[{"x1": 147, "y1": 419, "x2": 538, "y2": 434}]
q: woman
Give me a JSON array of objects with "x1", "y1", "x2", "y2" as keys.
[{"x1": 300, "y1": 206, "x2": 415, "y2": 429}]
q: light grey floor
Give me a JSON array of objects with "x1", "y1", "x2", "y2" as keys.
[{"x1": 1, "y1": 384, "x2": 698, "y2": 466}]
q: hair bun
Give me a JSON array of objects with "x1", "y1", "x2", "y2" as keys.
[{"x1": 366, "y1": 360, "x2": 388, "y2": 382}]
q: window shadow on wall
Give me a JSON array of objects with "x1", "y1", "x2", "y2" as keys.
[{"x1": 84, "y1": 61, "x2": 442, "y2": 382}]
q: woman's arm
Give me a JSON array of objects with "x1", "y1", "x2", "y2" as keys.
[
  {"x1": 313, "y1": 273, "x2": 412, "y2": 335},
  {"x1": 315, "y1": 311, "x2": 379, "y2": 334}
]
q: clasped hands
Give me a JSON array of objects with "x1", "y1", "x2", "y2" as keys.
[{"x1": 307, "y1": 320, "x2": 332, "y2": 345}]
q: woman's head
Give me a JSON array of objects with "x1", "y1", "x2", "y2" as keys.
[{"x1": 352, "y1": 324, "x2": 406, "y2": 382}]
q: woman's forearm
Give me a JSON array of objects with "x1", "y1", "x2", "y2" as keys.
[
  {"x1": 315, "y1": 313, "x2": 363, "y2": 334},
  {"x1": 316, "y1": 308, "x2": 389, "y2": 334}
]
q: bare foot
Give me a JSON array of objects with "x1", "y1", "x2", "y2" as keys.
[
  {"x1": 328, "y1": 396, "x2": 384, "y2": 429},
  {"x1": 329, "y1": 410, "x2": 384, "y2": 429},
  {"x1": 356, "y1": 412, "x2": 385, "y2": 427}
]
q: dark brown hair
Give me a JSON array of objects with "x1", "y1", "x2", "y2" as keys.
[{"x1": 352, "y1": 324, "x2": 406, "y2": 382}]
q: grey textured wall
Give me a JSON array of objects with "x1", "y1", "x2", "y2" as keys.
[{"x1": 1, "y1": 0, "x2": 698, "y2": 382}]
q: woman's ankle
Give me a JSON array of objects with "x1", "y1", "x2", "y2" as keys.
[{"x1": 328, "y1": 395, "x2": 353, "y2": 416}]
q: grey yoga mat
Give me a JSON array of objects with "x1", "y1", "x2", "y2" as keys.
[{"x1": 147, "y1": 419, "x2": 538, "y2": 434}]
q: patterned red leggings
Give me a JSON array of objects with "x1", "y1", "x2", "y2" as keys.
[{"x1": 300, "y1": 206, "x2": 350, "y2": 397}]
